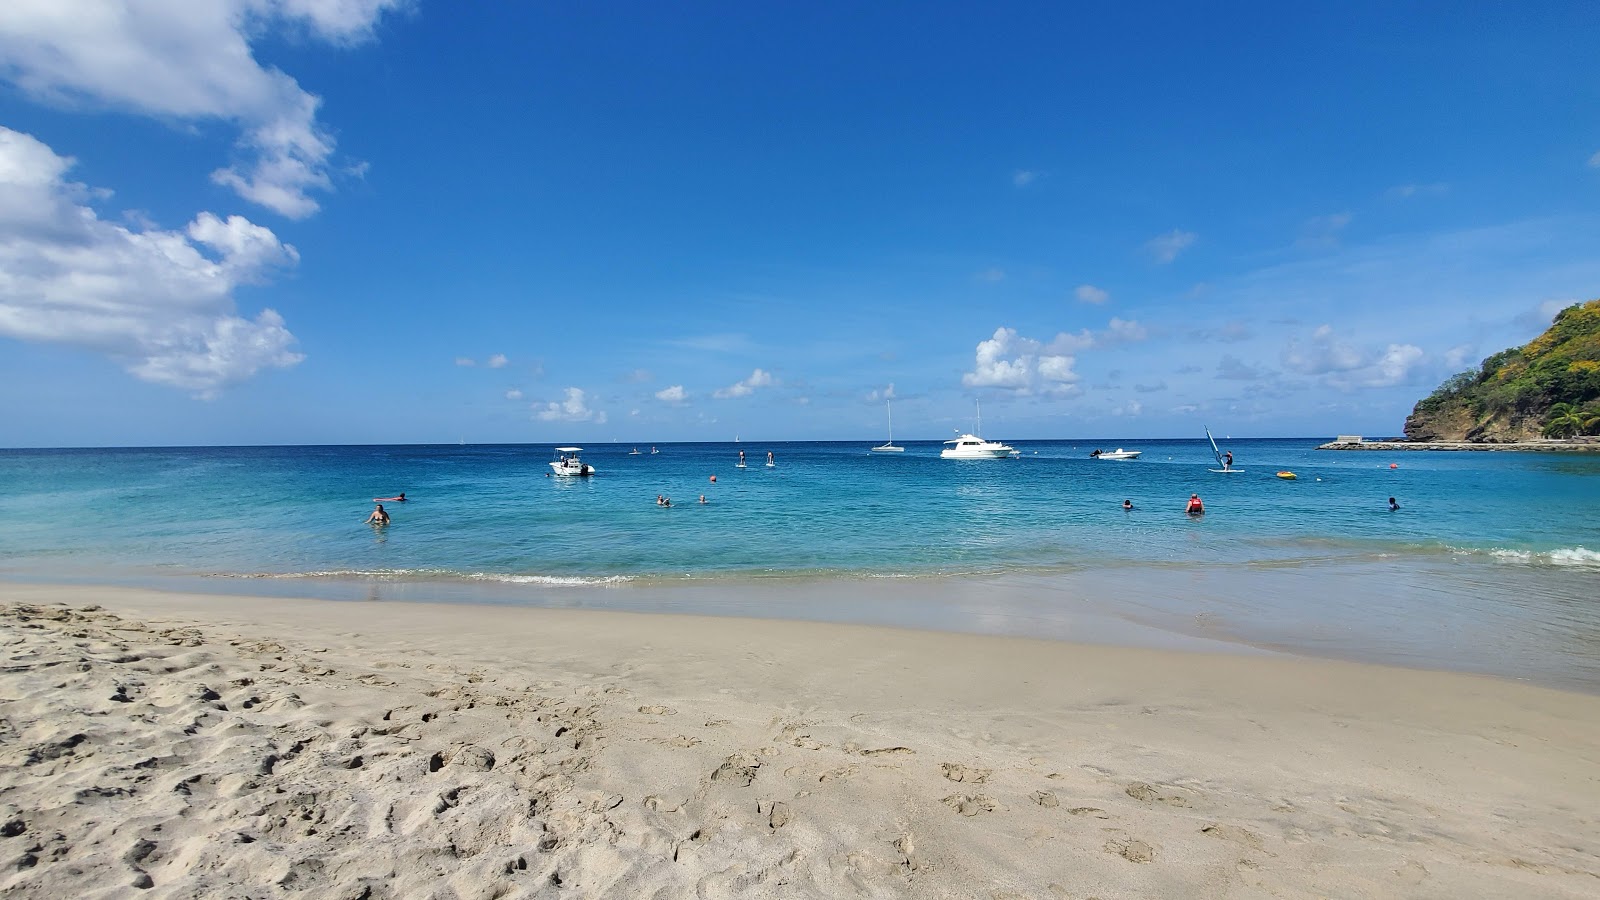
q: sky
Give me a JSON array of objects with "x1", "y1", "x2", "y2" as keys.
[{"x1": 1, "y1": 1, "x2": 1598, "y2": 447}]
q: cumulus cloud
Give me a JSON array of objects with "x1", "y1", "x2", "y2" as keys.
[
  {"x1": 1146, "y1": 229, "x2": 1196, "y2": 264},
  {"x1": 962, "y1": 327, "x2": 1080, "y2": 395},
  {"x1": 866, "y1": 383, "x2": 896, "y2": 402},
  {"x1": 455, "y1": 357, "x2": 475, "y2": 367},
  {"x1": 486, "y1": 353, "x2": 507, "y2": 368},
  {"x1": 505, "y1": 389, "x2": 522, "y2": 400},
  {"x1": 1012, "y1": 170, "x2": 1038, "y2": 187},
  {"x1": 0, "y1": 126, "x2": 301, "y2": 396},
  {"x1": 655, "y1": 384, "x2": 687, "y2": 404},
  {"x1": 713, "y1": 368, "x2": 774, "y2": 399},
  {"x1": 1101, "y1": 317, "x2": 1147, "y2": 345},
  {"x1": 1281, "y1": 324, "x2": 1425, "y2": 389},
  {"x1": 0, "y1": 0, "x2": 404, "y2": 217},
  {"x1": 534, "y1": 387, "x2": 606, "y2": 424},
  {"x1": 1074, "y1": 284, "x2": 1109, "y2": 304}
]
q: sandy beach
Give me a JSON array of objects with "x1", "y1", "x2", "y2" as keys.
[{"x1": 2, "y1": 583, "x2": 1598, "y2": 899}]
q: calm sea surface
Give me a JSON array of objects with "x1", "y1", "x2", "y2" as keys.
[{"x1": 3, "y1": 439, "x2": 1598, "y2": 689}]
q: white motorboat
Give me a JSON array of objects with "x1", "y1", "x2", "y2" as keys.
[
  {"x1": 940, "y1": 401, "x2": 1015, "y2": 458},
  {"x1": 941, "y1": 434, "x2": 1016, "y2": 459},
  {"x1": 549, "y1": 446, "x2": 595, "y2": 476},
  {"x1": 1091, "y1": 448, "x2": 1142, "y2": 460},
  {"x1": 871, "y1": 399, "x2": 904, "y2": 452}
]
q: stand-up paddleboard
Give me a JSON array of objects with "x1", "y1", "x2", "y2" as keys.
[
  {"x1": 735, "y1": 463, "x2": 747, "y2": 469},
  {"x1": 766, "y1": 462, "x2": 775, "y2": 468}
]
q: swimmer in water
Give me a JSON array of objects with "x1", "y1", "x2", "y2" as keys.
[
  {"x1": 699, "y1": 494, "x2": 708, "y2": 504},
  {"x1": 1123, "y1": 499, "x2": 1133, "y2": 511},
  {"x1": 366, "y1": 503, "x2": 390, "y2": 525},
  {"x1": 1389, "y1": 496, "x2": 1400, "y2": 511}
]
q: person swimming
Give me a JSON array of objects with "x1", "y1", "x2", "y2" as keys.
[
  {"x1": 1123, "y1": 499, "x2": 1133, "y2": 511},
  {"x1": 699, "y1": 494, "x2": 707, "y2": 504},
  {"x1": 366, "y1": 503, "x2": 390, "y2": 526},
  {"x1": 1389, "y1": 496, "x2": 1400, "y2": 511},
  {"x1": 1185, "y1": 494, "x2": 1204, "y2": 516}
]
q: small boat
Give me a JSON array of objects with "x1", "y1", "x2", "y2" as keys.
[
  {"x1": 1091, "y1": 448, "x2": 1142, "y2": 460},
  {"x1": 650, "y1": 446, "x2": 659, "y2": 454},
  {"x1": 549, "y1": 447, "x2": 595, "y2": 477},
  {"x1": 872, "y1": 399, "x2": 905, "y2": 452},
  {"x1": 629, "y1": 448, "x2": 641, "y2": 455},
  {"x1": 1276, "y1": 471, "x2": 1297, "y2": 480}
]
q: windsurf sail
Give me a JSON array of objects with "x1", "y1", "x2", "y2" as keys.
[{"x1": 1205, "y1": 426, "x2": 1225, "y2": 469}]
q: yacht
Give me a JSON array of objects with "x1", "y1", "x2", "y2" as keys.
[
  {"x1": 871, "y1": 399, "x2": 904, "y2": 452},
  {"x1": 940, "y1": 401, "x2": 1015, "y2": 459},
  {"x1": 1091, "y1": 448, "x2": 1142, "y2": 460},
  {"x1": 940, "y1": 434, "x2": 1016, "y2": 459},
  {"x1": 548, "y1": 446, "x2": 596, "y2": 476}
]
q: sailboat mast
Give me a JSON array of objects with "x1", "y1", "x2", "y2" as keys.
[{"x1": 887, "y1": 399, "x2": 893, "y2": 441}]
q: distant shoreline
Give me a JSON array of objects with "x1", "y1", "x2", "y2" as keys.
[{"x1": 1318, "y1": 438, "x2": 1600, "y2": 452}]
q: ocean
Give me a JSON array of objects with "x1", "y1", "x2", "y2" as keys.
[{"x1": 3, "y1": 439, "x2": 1598, "y2": 689}]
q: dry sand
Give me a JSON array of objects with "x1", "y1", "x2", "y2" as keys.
[{"x1": 1, "y1": 582, "x2": 1597, "y2": 899}]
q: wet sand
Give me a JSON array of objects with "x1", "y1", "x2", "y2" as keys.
[{"x1": 3, "y1": 582, "x2": 1598, "y2": 898}]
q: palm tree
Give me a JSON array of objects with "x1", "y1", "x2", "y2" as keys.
[{"x1": 1542, "y1": 403, "x2": 1584, "y2": 438}]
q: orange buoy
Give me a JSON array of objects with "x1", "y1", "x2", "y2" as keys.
[
  {"x1": 1389, "y1": 463, "x2": 1398, "y2": 469},
  {"x1": 709, "y1": 475, "x2": 717, "y2": 482}
]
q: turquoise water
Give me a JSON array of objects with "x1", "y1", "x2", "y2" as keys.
[{"x1": 3, "y1": 440, "x2": 1599, "y2": 688}]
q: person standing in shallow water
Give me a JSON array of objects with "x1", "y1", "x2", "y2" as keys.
[
  {"x1": 1186, "y1": 494, "x2": 1204, "y2": 516},
  {"x1": 366, "y1": 503, "x2": 390, "y2": 525}
]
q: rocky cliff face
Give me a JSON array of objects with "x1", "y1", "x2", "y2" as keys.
[{"x1": 1402, "y1": 406, "x2": 1539, "y2": 442}]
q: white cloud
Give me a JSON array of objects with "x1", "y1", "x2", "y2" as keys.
[
  {"x1": 713, "y1": 368, "x2": 774, "y2": 399},
  {"x1": 0, "y1": 126, "x2": 301, "y2": 396},
  {"x1": 1589, "y1": 151, "x2": 1600, "y2": 169},
  {"x1": 1112, "y1": 400, "x2": 1142, "y2": 416},
  {"x1": 0, "y1": 0, "x2": 404, "y2": 217},
  {"x1": 505, "y1": 389, "x2": 522, "y2": 400},
  {"x1": 866, "y1": 382, "x2": 896, "y2": 402},
  {"x1": 454, "y1": 357, "x2": 475, "y2": 367},
  {"x1": 623, "y1": 368, "x2": 652, "y2": 383},
  {"x1": 1146, "y1": 229, "x2": 1196, "y2": 264},
  {"x1": 1074, "y1": 284, "x2": 1109, "y2": 304},
  {"x1": 1281, "y1": 324, "x2": 1426, "y2": 389},
  {"x1": 534, "y1": 387, "x2": 606, "y2": 424},
  {"x1": 486, "y1": 353, "x2": 507, "y2": 368},
  {"x1": 962, "y1": 327, "x2": 1079, "y2": 395},
  {"x1": 1012, "y1": 170, "x2": 1037, "y2": 187},
  {"x1": 1101, "y1": 317, "x2": 1147, "y2": 345},
  {"x1": 655, "y1": 384, "x2": 688, "y2": 404}
]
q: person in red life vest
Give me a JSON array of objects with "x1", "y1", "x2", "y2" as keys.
[{"x1": 1185, "y1": 493, "x2": 1205, "y2": 516}]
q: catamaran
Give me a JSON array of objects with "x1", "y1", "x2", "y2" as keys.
[
  {"x1": 871, "y1": 399, "x2": 904, "y2": 452},
  {"x1": 1205, "y1": 426, "x2": 1242, "y2": 473}
]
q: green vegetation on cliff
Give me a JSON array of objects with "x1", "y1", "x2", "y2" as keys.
[{"x1": 1406, "y1": 299, "x2": 1600, "y2": 441}]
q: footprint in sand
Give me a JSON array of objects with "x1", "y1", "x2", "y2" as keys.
[
  {"x1": 1125, "y1": 781, "x2": 1193, "y2": 807},
  {"x1": 1105, "y1": 837, "x2": 1154, "y2": 863},
  {"x1": 940, "y1": 763, "x2": 990, "y2": 784},
  {"x1": 941, "y1": 794, "x2": 996, "y2": 816},
  {"x1": 638, "y1": 705, "x2": 677, "y2": 716},
  {"x1": 1031, "y1": 790, "x2": 1060, "y2": 808}
]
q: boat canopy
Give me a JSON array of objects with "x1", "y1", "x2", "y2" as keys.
[{"x1": 554, "y1": 446, "x2": 583, "y2": 452}]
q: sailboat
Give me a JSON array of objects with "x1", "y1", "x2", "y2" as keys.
[
  {"x1": 871, "y1": 399, "x2": 904, "y2": 452},
  {"x1": 1206, "y1": 426, "x2": 1243, "y2": 473}
]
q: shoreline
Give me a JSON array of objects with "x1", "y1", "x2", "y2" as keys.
[
  {"x1": 3, "y1": 582, "x2": 1598, "y2": 897},
  {"x1": 1318, "y1": 438, "x2": 1600, "y2": 451}
]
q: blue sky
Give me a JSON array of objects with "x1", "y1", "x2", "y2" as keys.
[{"x1": 2, "y1": 2, "x2": 1597, "y2": 446}]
